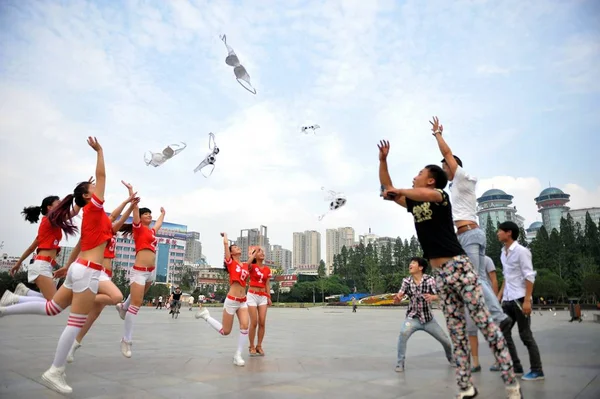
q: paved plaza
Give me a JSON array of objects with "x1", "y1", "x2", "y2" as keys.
[{"x1": 1, "y1": 306, "x2": 599, "y2": 398}]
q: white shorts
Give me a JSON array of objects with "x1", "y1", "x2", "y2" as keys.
[
  {"x1": 129, "y1": 267, "x2": 155, "y2": 286},
  {"x1": 63, "y1": 262, "x2": 101, "y2": 294},
  {"x1": 247, "y1": 292, "x2": 269, "y2": 307},
  {"x1": 99, "y1": 270, "x2": 112, "y2": 282},
  {"x1": 27, "y1": 259, "x2": 54, "y2": 283},
  {"x1": 224, "y1": 297, "x2": 248, "y2": 315}
]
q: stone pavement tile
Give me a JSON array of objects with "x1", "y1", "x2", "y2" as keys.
[{"x1": 152, "y1": 381, "x2": 221, "y2": 397}]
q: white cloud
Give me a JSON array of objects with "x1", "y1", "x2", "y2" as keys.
[{"x1": 0, "y1": 0, "x2": 597, "y2": 266}]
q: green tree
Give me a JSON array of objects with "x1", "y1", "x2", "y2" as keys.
[
  {"x1": 485, "y1": 214, "x2": 502, "y2": 268},
  {"x1": 547, "y1": 229, "x2": 561, "y2": 277},
  {"x1": 393, "y1": 238, "x2": 403, "y2": 272},
  {"x1": 533, "y1": 269, "x2": 567, "y2": 301},
  {"x1": 317, "y1": 259, "x2": 326, "y2": 278},
  {"x1": 380, "y1": 242, "x2": 394, "y2": 274},
  {"x1": 518, "y1": 226, "x2": 528, "y2": 247},
  {"x1": 530, "y1": 226, "x2": 550, "y2": 272},
  {"x1": 584, "y1": 212, "x2": 600, "y2": 265}
]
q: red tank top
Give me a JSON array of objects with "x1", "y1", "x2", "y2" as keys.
[
  {"x1": 80, "y1": 195, "x2": 113, "y2": 251},
  {"x1": 103, "y1": 235, "x2": 116, "y2": 259},
  {"x1": 133, "y1": 223, "x2": 157, "y2": 253},
  {"x1": 249, "y1": 264, "x2": 272, "y2": 288},
  {"x1": 36, "y1": 216, "x2": 62, "y2": 254},
  {"x1": 225, "y1": 257, "x2": 249, "y2": 287}
]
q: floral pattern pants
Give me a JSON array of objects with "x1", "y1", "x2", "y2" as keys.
[{"x1": 434, "y1": 255, "x2": 515, "y2": 390}]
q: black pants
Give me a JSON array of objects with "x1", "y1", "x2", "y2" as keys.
[{"x1": 502, "y1": 298, "x2": 543, "y2": 372}]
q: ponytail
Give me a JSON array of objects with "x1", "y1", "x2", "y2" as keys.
[
  {"x1": 222, "y1": 244, "x2": 235, "y2": 274},
  {"x1": 21, "y1": 195, "x2": 61, "y2": 224},
  {"x1": 21, "y1": 206, "x2": 42, "y2": 224},
  {"x1": 47, "y1": 182, "x2": 90, "y2": 237},
  {"x1": 119, "y1": 223, "x2": 134, "y2": 237}
]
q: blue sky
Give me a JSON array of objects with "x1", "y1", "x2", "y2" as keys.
[{"x1": 0, "y1": 0, "x2": 598, "y2": 266}]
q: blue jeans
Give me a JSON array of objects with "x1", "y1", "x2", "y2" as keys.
[
  {"x1": 458, "y1": 228, "x2": 507, "y2": 335},
  {"x1": 397, "y1": 317, "x2": 453, "y2": 364}
]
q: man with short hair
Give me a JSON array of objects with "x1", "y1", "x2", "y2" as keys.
[
  {"x1": 394, "y1": 257, "x2": 453, "y2": 372},
  {"x1": 378, "y1": 137, "x2": 521, "y2": 399},
  {"x1": 497, "y1": 221, "x2": 545, "y2": 381},
  {"x1": 431, "y1": 116, "x2": 513, "y2": 374}
]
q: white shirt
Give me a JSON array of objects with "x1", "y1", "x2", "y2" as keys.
[
  {"x1": 188, "y1": 296, "x2": 194, "y2": 304},
  {"x1": 500, "y1": 241, "x2": 537, "y2": 301},
  {"x1": 449, "y1": 166, "x2": 478, "y2": 223}
]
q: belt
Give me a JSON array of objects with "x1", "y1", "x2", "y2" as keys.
[
  {"x1": 103, "y1": 268, "x2": 113, "y2": 278},
  {"x1": 456, "y1": 223, "x2": 479, "y2": 235},
  {"x1": 248, "y1": 289, "x2": 269, "y2": 297},
  {"x1": 133, "y1": 265, "x2": 155, "y2": 272},
  {"x1": 34, "y1": 255, "x2": 58, "y2": 267},
  {"x1": 75, "y1": 258, "x2": 103, "y2": 271},
  {"x1": 226, "y1": 294, "x2": 247, "y2": 303}
]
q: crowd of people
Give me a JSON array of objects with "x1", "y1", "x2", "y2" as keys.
[{"x1": 0, "y1": 116, "x2": 547, "y2": 398}]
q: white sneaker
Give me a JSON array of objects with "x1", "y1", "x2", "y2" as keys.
[
  {"x1": 41, "y1": 365, "x2": 72, "y2": 394},
  {"x1": 66, "y1": 340, "x2": 82, "y2": 363},
  {"x1": 0, "y1": 290, "x2": 19, "y2": 306},
  {"x1": 120, "y1": 338, "x2": 132, "y2": 358},
  {"x1": 233, "y1": 351, "x2": 245, "y2": 367},
  {"x1": 456, "y1": 385, "x2": 478, "y2": 399},
  {"x1": 115, "y1": 303, "x2": 127, "y2": 320},
  {"x1": 195, "y1": 307, "x2": 210, "y2": 320},
  {"x1": 506, "y1": 381, "x2": 523, "y2": 399},
  {"x1": 14, "y1": 283, "x2": 30, "y2": 296}
]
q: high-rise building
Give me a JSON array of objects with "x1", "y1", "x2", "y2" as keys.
[
  {"x1": 525, "y1": 221, "x2": 543, "y2": 243},
  {"x1": 325, "y1": 227, "x2": 355, "y2": 275},
  {"x1": 292, "y1": 230, "x2": 321, "y2": 268},
  {"x1": 271, "y1": 244, "x2": 292, "y2": 271},
  {"x1": 237, "y1": 226, "x2": 270, "y2": 262},
  {"x1": 185, "y1": 231, "x2": 203, "y2": 263},
  {"x1": 535, "y1": 187, "x2": 570, "y2": 233},
  {"x1": 477, "y1": 189, "x2": 525, "y2": 231},
  {"x1": 563, "y1": 207, "x2": 600, "y2": 229}
]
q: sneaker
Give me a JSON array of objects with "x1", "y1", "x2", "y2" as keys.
[
  {"x1": 120, "y1": 338, "x2": 132, "y2": 358},
  {"x1": 522, "y1": 370, "x2": 545, "y2": 381},
  {"x1": 66, "y1": 340, "x2": 82, "y2": 363},
  {"x1": 195, "y1": 307, "x2": 210, "y2": 320},
  {"x1": 233, "y1": 351, "x2": 245, "y2": 367},
  {"x1": 505, "y1": 381, "x2": 523, "y2": 398},
  {"x1": 115, "y1": 303, "x2": 127, "y2": 320},
  {"x1": 14, "y1": 283, "x2": 30, "y2": 296},
  {"x1": 395, "y1": 362, "x2": 404, "y2": 372},
  {"x1": 41, "y1": 365, "x2": 72, "y2": 394},
  {"x1": 456, "y1": 385, "x2": 478, "y2": 398},
  {"x1": 0, "y1": 290, "x2": 19, "y2": 306},
  {"x1": 471, "y1": 365, "x2": 481, "y2": 372}
]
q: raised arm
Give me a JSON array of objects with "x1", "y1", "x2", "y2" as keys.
[
  {"x1": 87, "y1": 137, "x2": 106, "y2": 201},
  {"x1": 113, "y1": 198, "x2": 139, "y2": 233},
  {"x1": 10, "y1": 238, "x2": 39, "y2": 276},
  {"x1": 221, "y1": 232, "x2": 231, "y2": 261},
  {"x1": 396, "y1": 188, "x2": 443, "y2": 203},
  {"x1": 152, "y1": 207, "x2": 165, "y2": 233},
  {"x1": 110, "y1": 198, "x2": 131, "y2": 223},
  {"x1": 378, "y1": 140, "x2": 407, "y2": 207},
  {"x1": 430, "y1": 116, "x2": 459, "y2": 175}
]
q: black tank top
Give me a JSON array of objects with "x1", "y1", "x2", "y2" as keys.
[{"x1": 172, "y1": 292, "x2": 182, "y2": 300}]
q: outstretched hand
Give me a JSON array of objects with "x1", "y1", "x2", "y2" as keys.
[
  {"x1": 430, "y1": 116, "x2": 443, "y2": 136},
  {"x1": 121, "y1": 180, "x2": 134, "y2": 196},
  {"x1": 87, "y1": 136, "x2": 102, "y2": 152},
  {"x1": 221, "y1": 232, "x2": 228, "y2": 244},
  {"x1": 160, "y1": 207, "x2": 165, "y2": 215},
  {"x1": 377, "y1": 140, "x2": 390, "y2": 161}
]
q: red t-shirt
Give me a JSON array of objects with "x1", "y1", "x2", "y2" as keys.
[
  {"x1": 249, "y1": 264, "x2": 272, "y2": 289},
  {"x1": 225, "y1": 257, "x2": 249, "y2": 287},
  {"x1": 80, "y1": 194, "x2": 113, "y2": 251},
  {"x1": 36, "y1": 216, "x2": 62, "y2": 254},
  {"x1": 133, "y1": 223, "x2": 157, "y2": 253},
  {"x1": 103, "y1": 235, "x2": 116, "y2": 259}
]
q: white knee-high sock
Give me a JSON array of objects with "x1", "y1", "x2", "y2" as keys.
[
  {"x1": 123, "y1": 305, "x2": 139, "y2": 341},
  {"x1": 1, "y1": 300, "x2": 63, "y2": 316},
  {"x1": 122, "y1": 295, "x2": 131, "y2": 310},
  {"x1": 26, "y1": 290, "x2": 45, "y2": 298},
  {"x1": 206, "y1": 316, "x2": 224, "y2": 335},
  {"x1": 237, "y1": 329, "x2": 248, "y2": 353},
  {"x1": 18, "y1": 296, "x2": 47, "y2": 303},
  {"x1": 52, "y1": 313, "x2": 87, "y2": 367}
]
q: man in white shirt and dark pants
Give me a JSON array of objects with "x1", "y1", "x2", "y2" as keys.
[
  {"x1": 432, "y1": 117, "x2": 512, "y2": 372},
  {"x1": 497, "y1": 221, "x2": 545, "y2": 381}
]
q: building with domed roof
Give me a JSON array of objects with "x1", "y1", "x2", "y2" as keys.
[
  {"x1": 525, "y1": 221, "x2": 543, "y2": 242},
  {"x1": 476, "y1": 188, "x2": 525, "y2": 231},
  {"x1": 534, "y1": 187, "x2": 570, "y2": 233}
]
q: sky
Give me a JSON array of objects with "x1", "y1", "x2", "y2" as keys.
[{"x1": 0, "y1": 0, "x2": 599, "y2": 266}]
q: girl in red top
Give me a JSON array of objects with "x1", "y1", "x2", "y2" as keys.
[
  {"x1": 195, "y1": 232, "x2": 251, "y2": 367},
  {"x1": 247, "y1": 247, "x2": 272, "y2": 356},
  {"x1": 116, "y1": 196, "x2": 165, "y2": 359},
  {"x1": 62, "y1": 188, "x2": 139, "y2": 363},
  {"x1": 0, "y1": 137, "x2": 111, "y2": 395}
]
